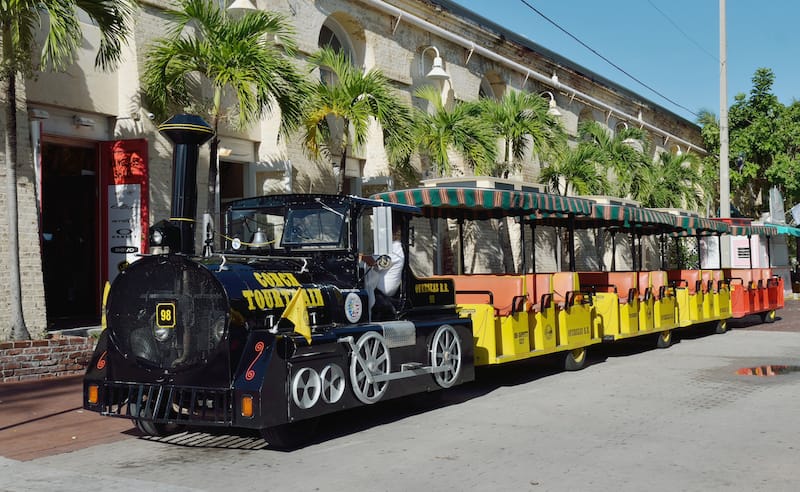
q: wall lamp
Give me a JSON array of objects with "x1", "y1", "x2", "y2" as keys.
[
  {"x1": 73, "y1": 115, "x2": 96, "y2": 128},
  {"x1": 228, "y1": 0, "x2": 257, "y2": 12},
  {"x1": 30, "y1": 109, "x2": 50, "y2": 120},
  {"x1": 540, "y1": 91, "x2": 561, "y2": 117},
  {"x1": 420, "y1": 46, "x2": 449, "y2": 81}
]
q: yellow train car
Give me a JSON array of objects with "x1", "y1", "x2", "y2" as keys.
[
  {"x1": 438, "y1": 271, "x2": 599, "y2": 369},
  {"x1": 373, "y1": 179, "x2": 787, "y2": 373}
]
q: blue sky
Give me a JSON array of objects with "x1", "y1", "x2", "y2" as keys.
[{"x1": 453, "y1": 0, "x2": 800, "y2": 123}]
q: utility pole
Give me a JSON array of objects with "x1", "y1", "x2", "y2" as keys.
[{"x1": 719, "y1": 0, "x2": 730, "y2": 218}]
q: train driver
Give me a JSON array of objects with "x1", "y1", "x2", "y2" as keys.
[{"x1": 361, "y1": 221, "x2": 404, "y2": 319}]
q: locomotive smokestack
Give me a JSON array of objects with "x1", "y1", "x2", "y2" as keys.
[{"x1": 158, "y1": 114, "x2": 214, "y2": 255}]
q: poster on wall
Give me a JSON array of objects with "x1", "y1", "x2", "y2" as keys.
[{"x1": 100, "y1": 139, "x2": 149, "y2": 284}]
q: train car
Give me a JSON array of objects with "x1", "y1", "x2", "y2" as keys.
[
  {"x1": 83, "y1": 116, "x2": 473, "y2": 447},
  {"x1": 374, "y1": 181, "x2": 605, "y2": 370},
  {"x1": 569, "y1": 199, "x2": 681, "y2": 348},
  {"x1": 722, "y1": 223, "x2": 784, "y2": 323},
  {"x1": 661, "y1": 212, "x2": 733, "y2": 334}
]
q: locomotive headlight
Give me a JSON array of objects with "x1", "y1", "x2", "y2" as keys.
[{"x1": 152, "y1": 229, "x2": 164, "y2": 245}]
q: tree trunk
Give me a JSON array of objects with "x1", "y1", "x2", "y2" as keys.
[
  {"x1": 498, "y1": 217, "x2": 516, "y2": 273},
  {"x1": 338, "y1": 147, "x2": 348, "y2": 195},
  {"x1": 5, "y1": 73, "x2": 31, "y2": 340}
]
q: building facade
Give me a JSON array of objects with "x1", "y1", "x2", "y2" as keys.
[{"x1": 0, "y1": 0, "x2": 704, "y2": 340}]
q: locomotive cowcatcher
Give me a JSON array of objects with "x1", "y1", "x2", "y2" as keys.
[{"x1": 83, "y1": 115, "x2": 474, "y2": 446}]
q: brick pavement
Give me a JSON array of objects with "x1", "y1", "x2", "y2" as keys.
[{"x1": 0, "y1": 375, "x2": 134, "y2": 461}]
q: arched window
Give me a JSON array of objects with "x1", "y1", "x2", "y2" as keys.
[
  {"x1": 577, "y1": 107, "x2": 595, "y2": 141},
  {"x1": 318, "y1": 19, "x2": 355, "y2": 84},
  {"x1": 479, "y1": 72, "x2": 505, "y2": 100}
]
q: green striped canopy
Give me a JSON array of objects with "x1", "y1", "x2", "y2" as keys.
[
  {"x1": 590, "y1": 203, "x2": 676, "y2": 229},
  {"x1": 372, "y1": 187, "x2": 594, "y2": 219},
  {"x1": 726, "y1": 224, "x2": 778, "y2": 236},
  {"x1": 767, "y1": 223, "x2": 800, "y2": 237},
  {"x1": 670, "y1": 215, "x2": 730, "y2": 236}
]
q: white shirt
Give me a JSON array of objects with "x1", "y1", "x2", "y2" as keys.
[{"x1": 375, "y1": 239, "x2": 404, "y2": 296}]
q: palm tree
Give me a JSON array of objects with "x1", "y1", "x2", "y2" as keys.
[
  {"x1": 476, "y1": 90, "x2": 565, "y2": 272},
  {"x1": 477, "y1": 90, "x2": 565, "y2": 177},
  {"x1": 406, "y1": 86, "x2": 497, "y2": 274},
  {"x1": 539, "y1": 144, "x2": 607, "y2": 196},
  {"x1": 638, "y1": 151, "x2": 702, "y2": 209},
  {"x1": 1, "y1": 0, "x2": 134, "y2": 340},
  {"x1": 410, "y1": 85, "x2": 497, "y2": 176},
  {"x1": 579, "y1": 120, "x2": 647, "y2": 198},
  {"x1": 142, "y1": 0, "x2": 308, "y2": 242},
  {"x1": 303, "y1": 47, "x2": 414, "y2": 194}
]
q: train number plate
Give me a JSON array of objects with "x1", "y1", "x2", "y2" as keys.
[{"x1": 156, "y1": 302, "x2": 176, "y2": 329}]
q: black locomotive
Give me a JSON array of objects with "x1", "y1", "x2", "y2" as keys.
[{"x1": 83, "y1": 115, "x2": 474, "y2": 446}]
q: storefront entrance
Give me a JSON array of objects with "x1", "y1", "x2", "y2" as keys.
[{"x1": 40, "y1": 141, "x2": 100, "y2": 329}]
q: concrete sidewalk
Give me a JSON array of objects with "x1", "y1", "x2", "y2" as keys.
[{"x1": 0, "y1": 375, "x2": 134, "y2": 461}]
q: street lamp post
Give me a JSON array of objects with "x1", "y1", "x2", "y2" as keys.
[{"x1": 719, "y1": 0, "x2": 730, "y2": 219}]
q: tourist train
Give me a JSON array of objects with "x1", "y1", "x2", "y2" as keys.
[{"x1": 83, "y1": 115, "x2": 790, "y2": 447}]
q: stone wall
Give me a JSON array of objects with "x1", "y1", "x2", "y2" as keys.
[{"x1": 0, "y1": 336, "x2": 94, "y2": 383}]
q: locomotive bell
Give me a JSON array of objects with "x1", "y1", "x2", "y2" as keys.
[
  {"x1": 250, "y1": 228, "x2": 269, "y2": 248},
  {"x1": 158, "y1": 114, "x2": 214, "y2": 255}
]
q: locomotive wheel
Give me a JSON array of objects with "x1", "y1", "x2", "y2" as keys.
[
  {"x1": 350, "y1": 331, "x2": 390, "y2": 404},
  {"x1": 564, "y1": 347, "x2": 587, "y2": 371},
  {"x1": 320, "y1": 363, "x2": 346, "y2": 404},
  {"x1": 291, "y1": 367, "x2": 322, "y2": 410},
  {"x1": 760, "y1": 310, "x2": 776, "y2": 324},
  {"x1": 261, "y1": 418, "x2": 319, "y2": 450},
  {"x1": 714, "y1": 319, "x2": 728, "y2": 334},
  {"x1": 130, "y1": 403, "x2": 180, "y2": 437},
  {"x1": 430, "y1": 324, "x2": 462, "y2": 388},
  {"x1": 656, "y1": 330, "x2": 673, "y2": 349}
]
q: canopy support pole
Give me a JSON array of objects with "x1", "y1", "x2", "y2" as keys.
[
  {"x1": 457, "y1": 218, "x2": 465, "y2": 275},
  {"x1": 697, "y1": 235, "x2": 702, "y2": 270},
  {"x1": 530, "y1": 222, "x2": 537, "y2": 273},
  {"x1": 611, "y1": 231, "x2": 617, "y2": 272},
  {"x1": 568, "y1": 215, "x2": 576, "y2": 272},
  {"x1": 637, "y1": 232, "x2": 643, "y2": 271}
]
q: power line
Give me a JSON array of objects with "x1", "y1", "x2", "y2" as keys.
[
  {"x1": 517, "y1": 0, "x2": 700, "y2": 118},
  {"x1": 647, "y1": 0, "x2": 718, "y2": 63}
]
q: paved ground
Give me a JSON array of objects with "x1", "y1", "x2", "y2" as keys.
[
  {"x1": 1, "y1": 301, "x2": 799, "y2": 490},
  {"x1": 0, "y1": 375, "x2": 133, "y2": 461}
]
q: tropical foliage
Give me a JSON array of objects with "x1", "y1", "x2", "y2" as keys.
[
  {"x1": 539, "y1": 143, "x2": 606, "y2": 196},
  {"x1": 1, "y1": 0, "x2": 134, "y2": 339},
  {"x1": 579, "y1": 121, "x2": 649, "y2": 198},
  {"x1": 476, "y1": 90, "x2": 565, "y2": 177},
  {"x1": 698, "y1": 68, "x2": 800, "y2": 218},
  {"x1": 142, "y1": 0, "x2": 308, "y2": 245},
  {"x1": 303, "y1": 47, "x2": 412, "y2": 193},
  {"x1": 142, "y1": 0, "x2": 307, "y2": 134},
  {"x1": 409, "y1": 85, "x2": 497, "y2": 176},
  {"x1": 637, "y1": 151, "x2": 702, "y2": 209}
]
